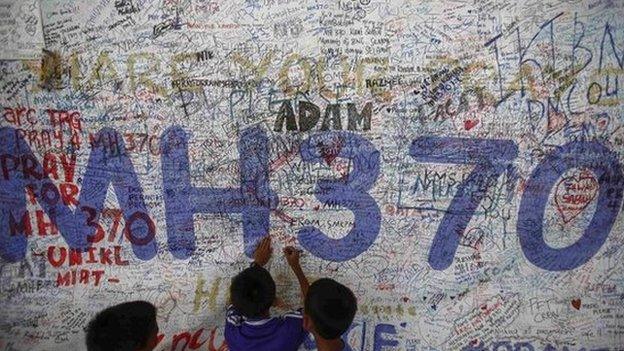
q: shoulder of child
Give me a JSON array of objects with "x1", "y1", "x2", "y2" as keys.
[
  {"x1": 281, "y1": 308, "x2": 303, "y2": 320},
  {"x1": 226, "y1": 304, "x2": 244, "y2": 326}
]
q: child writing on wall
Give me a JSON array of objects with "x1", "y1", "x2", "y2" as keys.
[
  {"x1": 284, "y1": 248, "x2": 358, "y2": 351},
  {"x1": 225, "y1": 234, "x2": 358, "y2": 351},
  {"x1": 225, "y1": 236, "x2": 308, "y2": 351}
]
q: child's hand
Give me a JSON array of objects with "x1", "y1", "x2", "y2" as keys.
[
  {"x1": 253, "y1": 236, "x2": 272, "y2": 266},
  {"x1": 283, "y1": 246, "x2": 301, "y2": 267}
]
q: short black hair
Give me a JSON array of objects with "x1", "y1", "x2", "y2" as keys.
[
  {"x1": 86, "y1": 300, "x2": 157, "y2": 351},
  {"x1": 305, "y1": 278, "x2": 357, "y2": 339},
  {"x1": 230, "y1": 265, "x2": 276, "y2": 318}
]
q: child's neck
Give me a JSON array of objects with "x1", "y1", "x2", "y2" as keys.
[{"x1": 315, "y1": 337, "x2": 344, "y2": 351}]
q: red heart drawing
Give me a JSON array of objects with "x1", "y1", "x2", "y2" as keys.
[
  {"x1": 319, "y1": 136, "x2": 344, "y2": 165},
  {"x1": 547, "y1": 111, "x2": 566, "y2": 134},
  {"x1": 571, "y1": 298, "x2": 581, "y2": 310},
  {"x1": 598, "y1": 118, "x2": 608, "y2": 128},
  {"x1": 464, "y1": 119, "x2": 479, "y2": 131},
  {"x1": 554, "y1": 169, "x2": 598, "y2": 223}
]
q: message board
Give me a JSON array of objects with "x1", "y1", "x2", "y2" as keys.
[{"x1": 1, "y1": 0, "x2": 623, "y2": 350}]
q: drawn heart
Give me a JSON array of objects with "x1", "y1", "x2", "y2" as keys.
[
  {"x1": 464, "y1": 119, "x2": 479, "y2": 131},
  {"x1": 554, "y1": 169, "x2": 598, "y2": 223},
  {"x1": 598, "y1": 117, "x2": 608, "y2": 129},
  {"x1": 571, "y1": 298, "x2": 581, "y2": 310},
  {"x1": 547, "y1": 111, "x2": 566, "y2": 134},
  {"x1": 595, "y1": 114, "x2": 609, "y2": 130},
  {"x1": 319, "y1": 135, "x2": 344, "y2": 165}
]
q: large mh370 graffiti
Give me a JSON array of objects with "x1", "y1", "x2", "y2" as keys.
[{"x1": 1, "y1": 124, "x2": 622, "y2": 271}]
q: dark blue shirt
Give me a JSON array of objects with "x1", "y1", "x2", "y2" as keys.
[{"x1": 225, "y1": 305, "x2": 308, "y2": 351}]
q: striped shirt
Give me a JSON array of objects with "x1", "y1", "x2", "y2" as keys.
[{"x1": 225, "y1": 305, "x2": 308, "y2": 351}]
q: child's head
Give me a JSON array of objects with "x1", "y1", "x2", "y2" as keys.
[
  {"x1": 231, "y1": 265, "x2": 276, "y2": 318},
  {"x1": 304, "y1": 278, "x2": 357, "y2": 340},
  {"x1": 86, "y1": 300, "x2": 159, "y2": 351}
]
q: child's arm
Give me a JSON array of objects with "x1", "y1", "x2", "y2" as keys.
[
  {"x1": 284, "y1": 247, "x2": 309, "y2": 300},
  {"x1": 253, "y1": 235, "x2": 272, "y2": 266}
]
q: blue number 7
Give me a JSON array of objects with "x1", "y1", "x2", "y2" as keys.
[{"x1": 409, "y1": 137, "x2": 518, "y2": 270}]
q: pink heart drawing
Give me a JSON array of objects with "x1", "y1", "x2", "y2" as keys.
[
  {"x1": 571, "y1": 298, "x2": 581, "y2": 310},
  {"x1": 464, "y1": 119, "x2": 479, "y2": 131},
  {"x1": 319, "y1": 135, "x2": 344, "y2": 165},
  {"x1": 554, "y1": 169, "x2": 598, "y2": 223}
]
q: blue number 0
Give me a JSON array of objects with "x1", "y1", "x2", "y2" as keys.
[{"x1": 517, "y1": 141, "x2": 623, "y2": 271}]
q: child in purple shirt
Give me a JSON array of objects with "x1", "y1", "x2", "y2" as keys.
[
  {"x1": 225, "y1": 236, "x2": 357, "y2": 351},
  {"x1": 225, "y1": 236, "x2": 308, "y2": 351}
]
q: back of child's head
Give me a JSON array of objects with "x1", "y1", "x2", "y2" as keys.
[
  {"x1": 231, "y1": 265, "x2": 276, "y2": 318},
  {"x1": 305, "y1": 278, "x2": 357, "y2": 339},
  {"x1": 86, "y1": 300, "x2": 158, "y2": 351}
]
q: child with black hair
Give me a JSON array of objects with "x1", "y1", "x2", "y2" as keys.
[
  {"x1": 85, "y1": 300, "x2": 159, "y2": 351},
  {"x1": 284, "y1": 248, "x2": 357, "y2": 351},
  {"x1": 225, "y1": 236, "x2": 308, "y2": 351},
  {"x1": 303, "y1": 278, "x2": 357, "y2": 351}
]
